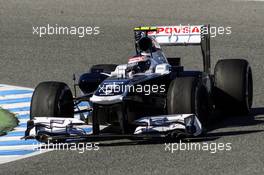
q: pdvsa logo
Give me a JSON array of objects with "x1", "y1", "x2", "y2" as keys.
[{"x1": 148, "y1": 26, "x2": 201, "y2": 35}]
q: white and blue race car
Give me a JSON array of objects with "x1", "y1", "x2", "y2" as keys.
[{"x1": 25, "y1": 25, "x2": 253, "y2": 143}]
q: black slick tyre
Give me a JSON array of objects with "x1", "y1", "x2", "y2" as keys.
[
  {"x1": 214, "y1": 59, "x2": 253, "y2": 115},
  {"x1": 167, "y1": 77, "x2": 210, "y2": 125},
  {"x1": 30, "y1": 81, "x2": 74, "y2": 119}
]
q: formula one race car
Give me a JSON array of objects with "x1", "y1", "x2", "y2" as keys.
[{"x1": 25, "y1": 25, "x2": 253, "y2": 143}]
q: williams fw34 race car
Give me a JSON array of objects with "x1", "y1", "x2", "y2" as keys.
[{"x1": 24, "y1": 25, "x2": 253, "y2": 143}]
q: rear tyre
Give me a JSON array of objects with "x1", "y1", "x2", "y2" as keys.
[
  {"x1": 167, "y1": 77, "x2": 210, "y2": 125},
  {"x1": 30, "y1": 82, "x2": 74, "y2": 119},
  {"x1": 214, "y1": 59, "x2": 253, "y2": 115}
]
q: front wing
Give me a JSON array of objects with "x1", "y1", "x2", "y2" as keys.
[{"x1": 24, "y1": 114, "x2": 202, "y2": 143}]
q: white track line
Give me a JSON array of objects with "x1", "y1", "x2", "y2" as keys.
[
  {"x1": 0, "y1": 144, "x2": 41, "y2": 151},
  {"x1": 18, "y1": 119, "x2": 29, "y2": 123},
  {"x1": 0, "y1": 86, "x2": 30, "y2": 91},
  {"x1": 12, "y1": 127, "x2": 27, "y2": 132},
  {"x1": 0, "y1": 151, "x2": 50, "y2": 164},
  {"x1": 5, "y1": 127, "x2": 27, "y2": 133},
  {"x1": 0, "y1": 137, "x2": 22, "y2": 142},
  {"x1": 0, "y1": 102, "x2": 30, "y2": 109},
  {"x1": 0, "y1": 93, "x2": 32, "y2": 100},
  {"x1": 0, "y1": 84, "x2": 33, "y2": 91},
  {"x1": 14, "y1": 111, "x2": 30, "y2": 116},
  {"x1": 0, "y1": 156, "x2": 24, "y2": 164}
]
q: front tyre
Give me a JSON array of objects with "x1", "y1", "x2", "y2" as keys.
[
  {"x1": 167, "y1": 77, "x2": 210, "y2": 125},
  {"x1": 30, "y1": 81, "x2": 74, "y2": 119}
]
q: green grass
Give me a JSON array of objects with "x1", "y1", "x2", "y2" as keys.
[{"x1": 0, "y1": 109, "x2": 18, "y2": 136}]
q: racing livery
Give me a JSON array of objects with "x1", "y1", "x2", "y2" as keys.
[{"x1": 24, "y1": 25, "x2": 253, "y2": 143}]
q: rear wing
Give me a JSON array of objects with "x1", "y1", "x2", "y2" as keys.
[
  {"x1": 134, "y1": 25, "x2": 211, "y2": 73},
  {"x1": 134, "y1": 25, "x2": 208, "y2": 46}
]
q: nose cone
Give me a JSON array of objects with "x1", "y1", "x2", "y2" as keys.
[{"x1": 90, "y1": 79, "x2": 130, "y2": 105}]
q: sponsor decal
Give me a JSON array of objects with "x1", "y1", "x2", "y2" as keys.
[
  {"x1": 128, "y1": 56, "x2": 145, "y2": 64},
  {"x1": 148, "y1": 25, "x2": 201, "y2": 35}
]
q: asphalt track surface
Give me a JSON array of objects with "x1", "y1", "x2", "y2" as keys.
[{"x1": 0, "y1": 0, "x2": 264, "y2": 174}]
